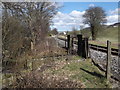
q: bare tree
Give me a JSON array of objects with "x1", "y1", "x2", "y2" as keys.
[
  {"x1": 2, "y1": 2, "x2": 59, "y2": 68},
  {"x1": 83, "y1": 6, "x2": 106, "y2": 40},
  {"x1": 80, "y1": 25, "x2": 84, "y2": 34},
  {"x1": 71, "y1": 27, "x2": 78, "y2": 37},
  {"x1": 50, "y1": 28, "x2": 58, "y2": 35}
]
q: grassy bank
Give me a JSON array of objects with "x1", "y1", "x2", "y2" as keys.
[
  {"x1": 2, "y1": 54, "x2": 109, "y2": 88},
  {"x1": 48, "y1": 56, "x2": 108, "y2": 88}
]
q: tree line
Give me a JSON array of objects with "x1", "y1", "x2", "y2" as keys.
[{"x1": 2, "y1": 2, "x2": 58, "y2": 67}]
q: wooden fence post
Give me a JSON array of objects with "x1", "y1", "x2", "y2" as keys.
[
  {"x1": 82, "y1": 39, "x2": 85, "y2": 58},
  {"x1": 88, "y1": 41, "x2": 91, "y2": 58},
  {"x1": 84, "y1": 38, "x2": 89, "y2": 59},
  {"x1": 67, "y1": 35, "x2": 70, "y2": 54},
  {"x1": 65, "y1": 37, "x2": 67, "y2": 48},
  {"x1": 71, "y1": 38, "x2": 74, "y2": 49},
  {"x1": 71, "y1": 37, "x2": 74, "y2": 54},
  {"x1": 24, "y1": 59, "x2": 28, "y2": 70},
  {"x1": 77, "y1": 34, "x2": 82, "y2": 56},
  {"x1": 32, "y1": 60, "x2": 34, "y2": 71},
  {"x1": 31, "y1": 41, "x2": 34, "y2": 50},
  {"x1": 65, "y1": 38, "x2": 66, "y2": 48},
  {"x1": 106, "y1": 40, "x2": 111, "y2": 83},
  {"x1": 119, "y1": 44, "x2": 120, "y2": 87}
]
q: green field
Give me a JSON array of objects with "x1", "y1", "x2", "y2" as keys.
[
  {"x1": 59, "y1": 26, "x2": 118, "y2": 49},
  {"x1": 81, "y1": 27, "x2": 118, "y2": 41},
  {"x1": 81, "y1": 27, "x2": 118, "y2": 49}
]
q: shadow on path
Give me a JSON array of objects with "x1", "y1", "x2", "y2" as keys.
[{"x1": 80, "y1": 68, "x2": 105, "y2": 78}]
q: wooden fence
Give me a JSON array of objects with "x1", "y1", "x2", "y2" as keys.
[
  {"x1": 58, "y1": 35, "x2": 119, "y2": 56},
  {"x1": 58, "y1": 34, "x2": 119, "y2": 82}
]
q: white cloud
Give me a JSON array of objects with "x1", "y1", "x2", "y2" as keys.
[
  {"x1": 51, "y1": 8, "x2": 119, "y2": 31},
  {"x1": 106, "y1": 15, "x2": 118, "y2": 25},
  {"x1": 109, "y1": 8, "x2": 120, "y2": 15},
  {"x1": 51, "y1": 10, "x2": 86, "y2": 31},
  {"x1": 89, "y1": 4, "x2": 95, "y2": 7},
  {"x1": 105, "y1": 8, "x2": 119, "y2": 25},
  {"x1": 69, "y1": 10, "x2": 85, "y2": 17}
]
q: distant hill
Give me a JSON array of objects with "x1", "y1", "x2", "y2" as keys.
[
  {"x1": 79, "y1": 22, "x2": 118, "y2": 43},
  {"x1": 66, "y1": 22, "x2": 118, "y2": 43},
  {"x1": 81, "y1": 22, "x2": 119, "y2": 30},
  {"x1": 107, "y1": 22, "x2": 120, "y2": 28}
]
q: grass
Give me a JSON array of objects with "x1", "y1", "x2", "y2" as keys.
[
  {"x1": 62, "y1": 58, "x2": 108, "y2": 88},
  {"x1": 95, "y1": 27, "x2": 118, "y2": 49},
  {"x1": 89, "y1": 40, "x2": 118, "y2": 49},
  {"x1": 44, "y1": 55, "x2": 109, "y2": 88},
  {"x1": 97, "y1": 27, "x2": 118, "y2": 41},
  {"x1": 2, "y1": 39, "x2": 111, "y2": 88},
  {"x1": 3, "y1": 54, "x2": 110, "y2": 88},
  {"x1": 81, "y1": 26, "x2": 118, "y2": 49}
]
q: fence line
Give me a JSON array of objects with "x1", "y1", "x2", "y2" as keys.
[
  {"x1": 57, "y1": 35, "x2": 119, "y2": 82},
  {"x1": 57, "y1": 36, "x2": 119, "y2": 56}
]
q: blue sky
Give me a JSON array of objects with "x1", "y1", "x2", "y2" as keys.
[
  {"x1": 59, "y1": 2, "x2": 118, "y2": 14},
  {"x1": 51, "y1": 2, "x2": 119, "y2": 32}
]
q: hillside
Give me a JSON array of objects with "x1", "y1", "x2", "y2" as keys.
[
  {"x1": 97, "y1": 27, "x2": 118, "y2": 42},
  {"x1": 80, "y1": 23, "x2": 118, "y2": 43},
  {"x1": 65, "y1": 23, "x2": 118, "y2": 48}
]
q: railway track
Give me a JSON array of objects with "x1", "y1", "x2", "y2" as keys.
[
  {"x1": 89, "y1": 44, "x2": 119, "y2": 56},
  {"x1": 57, "y1": 37, "x2": 119, "y2": 56}
]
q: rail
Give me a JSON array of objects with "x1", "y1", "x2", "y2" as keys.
[{"x1": 57, "y1": 37, "x2": 119, "y2": 56}]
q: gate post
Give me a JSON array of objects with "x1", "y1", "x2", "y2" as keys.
[
  {"x1": 67, "y1": 35, "x2": 70, "y2": 54},
  {"x1": 82, "y1": 39, "x2": 85, "y2": 58},
  {"x1": 77, "y1": 34, "x2": 82, "y2": 56},
  {"x1": 71, "y1": 37, "x2": 74, "y2": 54},
  {"x1": 71, "y1": 38, "x2": 74, "y2": 49},
  {"x1": 65, "y1": 37, "x2": 67, "y2": 48}
]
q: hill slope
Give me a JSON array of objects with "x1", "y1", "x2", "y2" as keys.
[
  {"x1": 80, "y1": 24, "x2": 118, "y2": 43},
  {"x1": 79, "y1": 24, "x2": 118, "y2": 49}
]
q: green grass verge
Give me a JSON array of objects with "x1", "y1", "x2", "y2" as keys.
[
  {"x1": 63, "y1": 59, "x2": 108, "y2": 88},
  {"x1": 46, "y1": 56, "x2": 109, "y2": 88}
]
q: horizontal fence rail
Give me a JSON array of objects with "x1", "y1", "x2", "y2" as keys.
[
  {"x1": 89, "y1": 44, "x2": 118, "y2": 56},
  {"x1": 57, "y1": 37, "x2": 119, "y2": 56}
]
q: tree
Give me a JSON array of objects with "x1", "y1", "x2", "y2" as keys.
[
  {"x1": 51, "y1": 28, "x2": 58, "y2": 35},
  {"x1": 80, "y1": 25, "x2": 84, "y2": 34},
  {"x1": 71, "y1": 27, "x2": 78, "y2": 37},
  {"x1": 83, "y1": 6, "x2": 106, "y2": 40},
  {"x1": 2, "y1": 2, "x2": 59, "y2": 68}
]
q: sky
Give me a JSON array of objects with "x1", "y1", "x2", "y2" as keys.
[{"x1": 51, "y1": 2, "x2": 119, "y2": 32}]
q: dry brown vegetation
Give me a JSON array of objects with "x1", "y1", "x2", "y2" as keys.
[
  {"x1": 2, "y1": 2, "x2": 59, "y2": 71},
  {"x1": 2, "y1": 36, "x2": 75, "y2": 88},
  {"x1": 11, "y1": 59, "x2": 84, "y2": 88}
]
